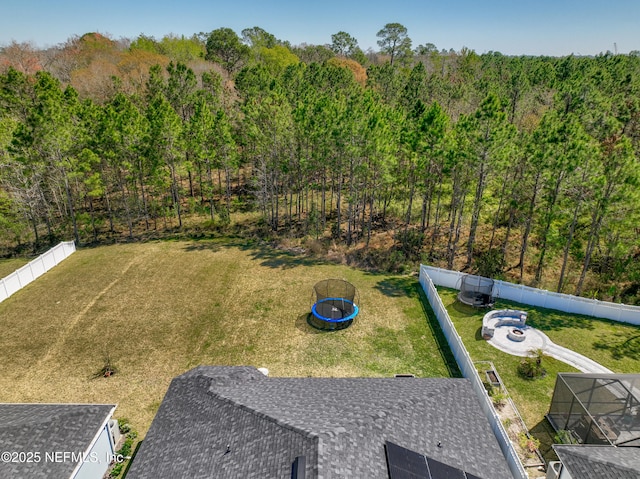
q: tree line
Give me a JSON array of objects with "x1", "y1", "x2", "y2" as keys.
[{"x1": 1, "y1": 25, "x2": 640, "y2": 302}]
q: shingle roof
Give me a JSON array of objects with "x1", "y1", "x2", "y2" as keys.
[
  {"x1": 127, "y1": 366, "x2": 513, "y2": 479},
  {"x1": 0, "y1": 403, "x2": 115, "y2": 479},
  {"x1": 554, "y1": 445, "x2": 640, "y2": 479}
]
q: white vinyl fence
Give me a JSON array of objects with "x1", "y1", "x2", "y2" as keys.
[
  {"x1": 419, "y1": 265, "x2": 528, "y2": 479},
  {"x1": 0, "y1": 241, "x2": 76, "y2": 303},
  {"x1": 423, "y1": 265, "x2": 640, "y2": 326}
]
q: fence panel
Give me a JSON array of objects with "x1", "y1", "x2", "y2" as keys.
[
  {"x1": 423, "y1": 265, "x2": 640, "y2": 326},
  {"x1": 63, "y1": 241, "x2": 76, "y2": 256},
  {"x1": 562, "y1": 295, "x2": 597, "y2": 317},
  {"x1": 424, "y1": 267, "x2": 463, "y2": 289},
  {"x1": 541, "y1": 291, "x2": 567, "y2": 312},
  {"x1": 51, "y1": 244, "x2": 63, "y2": 265},
  {"x1": 29, "y1": 258, "x2": 46, "y2": 278},
  {"x1": 419, "y1": 266, "x2": 527, "y2": 479},
  {"x1": 16, "y1": 263, "x2": 34, "y2": 285},
  {"x1": 2, "y1": 273, "x2": 22, "y2": 298},
  {"x1": 494, "y1": 281, "x2": 521, "y2": 303},
  {"x1": 615, "y1": 306, "x2": 639, "y2": 324},
  {"x1": 41, "y1": 250, "x2": 57, "y2": 269},
  {"x1": 0, "y1": 241, "x2": 76, "y2": 304}
]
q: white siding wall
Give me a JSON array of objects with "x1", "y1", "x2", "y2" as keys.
[
  {"x1": 72, "y1": 425, "x2": 116, "y2": 479},
  {"x1": 559, "y1": 465, "x2": 573, "y2": 479}
]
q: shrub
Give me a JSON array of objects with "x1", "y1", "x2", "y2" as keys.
[
  {"x1": 387, "y1": 250, "x2": 408, "y2": 273},
  {"x1": 554, "y1": 429, "x2": 577, "y2": 444},
  {"x1": 394, "y1": 228, "x2": 425, "y2": 262},
  {"x1": 93, "y1": 353, "x2": 117, "y2": 379},
  {"x1": 117, "y1": 418, "x2": 131, "y2": 434},
  {"x1": 517, "y1": 348, "x2": 547, "y2": 379},
  {"x1": 517, "y1": 431, "x2": 540, "y2": 457},
  {"x1": 473, "y1": 248, "x2": 506, "y2": 279},
  {"x1": 217, "y1": 206, "x2": 231, "y2": 227},
  {"x1": 491, "y1": 390, "x2": 507, "y2": 409},
  {"x1": 109, "y1": 426, "x2": 138, "y2": 478},
  {"x1": 306, "y1": 204, "x2": 321, "y2": 238},
  {"x1": 305, "y1": 238, "x2": 325, "y2": 255}
]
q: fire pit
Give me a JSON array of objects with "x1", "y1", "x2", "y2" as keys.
[{"x1": 507, "y1": 328, "x2": 526, "y2": 342}]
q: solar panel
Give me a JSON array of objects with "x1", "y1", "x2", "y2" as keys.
[
  {"x1": 425, "y1": 456, "x2": 466, "y2": 479},
  {"x1": 385, "y1": 442, "x2": 485, "y2": 479},
  {"x1": 385, "y1": 441, "x2": 430, "y2": 479}
]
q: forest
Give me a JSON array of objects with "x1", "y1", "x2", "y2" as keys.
[{"x1": 1, "y1": 25, "x2": 639, "y2": 302}]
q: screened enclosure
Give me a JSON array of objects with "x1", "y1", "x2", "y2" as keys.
[{"x1": 547, "y1": 373, "x2": 640, "y2": 447}]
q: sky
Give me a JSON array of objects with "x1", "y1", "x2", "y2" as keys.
[{"x1": 1, "y1": 0, "x2": 639, "y2": 57}]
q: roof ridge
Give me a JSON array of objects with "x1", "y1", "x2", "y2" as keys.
[
  {"x1": 557, "y1": 445, "x2": 640, "y2": 474},
  {"x1": 206, "y1": 388, "x2": 327, "y2": 477},
  {"x1": 208, "y1": 386, "x2": 323, "y2": 441}
]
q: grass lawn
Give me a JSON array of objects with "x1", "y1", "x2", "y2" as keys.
[
  {"x1": 0, "y1": 238, "x2": 456, "y2": 435},
  {"x1": 0, "y1": 257, "x2": 30, "y2": 279},
  {"x1": 437, "y1": 287, "x2": 640, "y2": 459}
]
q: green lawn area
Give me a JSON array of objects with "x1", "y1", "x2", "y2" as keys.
[
  {"x1": 0, "y1": 238, "x2": 456, "y2": 435},
  {"x1": 437, "y1": 287, "x2": 640, "y2": 459},
  {"x1": 0, "y1": 257, "x2": 30, "y2": 279}
]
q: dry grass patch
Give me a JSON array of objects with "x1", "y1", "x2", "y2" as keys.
[{"x1": 0, "y1": 239, "x2": 453, "y2": 435}]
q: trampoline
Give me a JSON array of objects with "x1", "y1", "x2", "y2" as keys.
[
  {"x1": 457, "y1": 274, "x2": 495, "y2": 308},
  {"x1": 309, "y1": 279, "x2": 359, "y2": 331}
]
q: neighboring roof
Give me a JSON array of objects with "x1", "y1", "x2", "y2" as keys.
[
  {"x1": 127, "y1": 366, "x2": 513, "y2": 479},
  {"x1": 554, "y1": 445, "x2": 640, "y2": 479},
  {"x1": 0, "y1": 403, "x2": 116, "y2": 479}
]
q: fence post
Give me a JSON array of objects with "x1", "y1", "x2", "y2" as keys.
[{"x1": 0, "y1": 278, "x2": 8, "y2": 300}]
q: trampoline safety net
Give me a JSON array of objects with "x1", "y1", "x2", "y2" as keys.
[
  {"x1": 458, "y1": 274, "x2": 495, "y2": 307},
  {"x1": 309, "y1": 279, "x2": 359, "y2": 330},
  {"x1": 314, "y1": 279, "x2": 356, "y2": 303}
]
